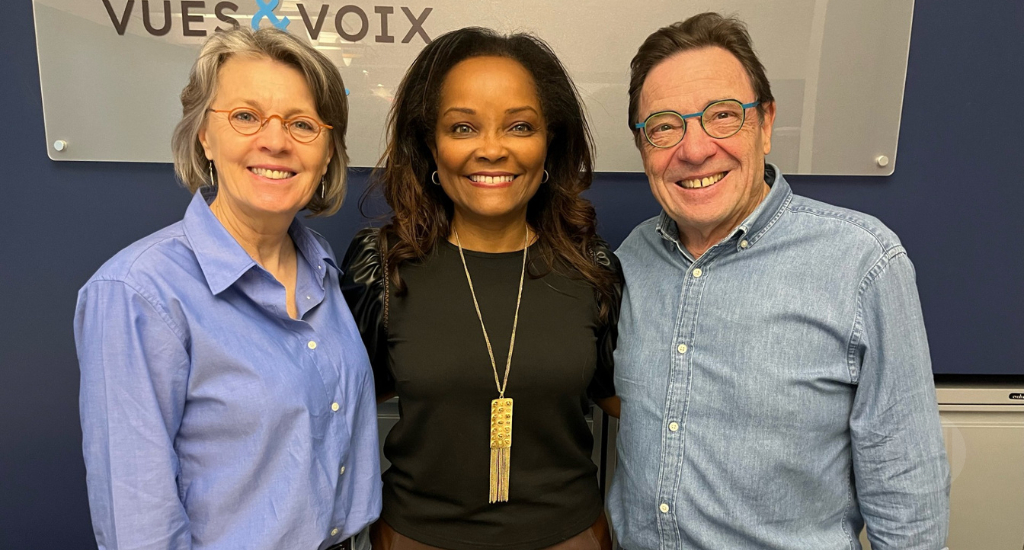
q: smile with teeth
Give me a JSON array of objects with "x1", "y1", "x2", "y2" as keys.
[
  {"x1": 678, "y1": 172, "x2": 725, "y2": 189},
  {"x1": 249, "y1": 167, "x2": 295, "y2": 180},
  {"x1": 468, "y1": 174, "x2": 516, "y2": 184}
]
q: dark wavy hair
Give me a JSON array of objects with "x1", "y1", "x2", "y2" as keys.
[{"x1": 366, "y1": 27, "x2": 617, "y2": 320}]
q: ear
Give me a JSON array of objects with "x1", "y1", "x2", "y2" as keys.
[
  {"x1": 638, "y1": 137, "x2": 652, "y2": 176},
  {"x1": 759, "y1": 101, "x2": 777, "y2": 156},
  {"x1": 323, "y1": 143, "x2": 333, "y2": 176},
  {"x1": 198, "y1": 121, "x2": 213, "y2": 160}
]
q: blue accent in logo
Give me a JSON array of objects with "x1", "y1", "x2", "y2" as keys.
[{"x1": 252, "y1": 0, "x2": 290, "y2": 31}]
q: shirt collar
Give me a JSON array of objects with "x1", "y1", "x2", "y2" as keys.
[
  {"x1": 655, "y1": 211, "x2": 689, "y2": 258},
  {"x1": 731, "y1": 163, "x2": 793, "y2": 248},
  {"x1": 289, "y1": 222, "x2": 338, "y2": 291},
  {"x1": 183, "y1": 188, "x2": 336, "y2": 295},
  {"x1": 656, "y1": 163, "x2": 793, "y2": 254}
]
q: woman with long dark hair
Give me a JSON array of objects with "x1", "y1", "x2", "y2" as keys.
[{"x1": 342, "y1": 27, "x2": 620, "y2": 550}]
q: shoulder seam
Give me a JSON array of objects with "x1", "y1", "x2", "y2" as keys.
[
  {"x1": 787, "y1": 204, "x2": 898, "y2": 253},
  {"x1": 93, "y1": 229, "x2": 185, "y2": 283},
  {"x1": 81, "y1": 278, "x2": 188, "y2": 345},
  {"x1": 845, "y1": 245, "x2": 909, "y2": 383}
]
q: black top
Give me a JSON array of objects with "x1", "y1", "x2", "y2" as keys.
[{"x1": 341, "y1": 229, "x2": 622, "y2": 550}]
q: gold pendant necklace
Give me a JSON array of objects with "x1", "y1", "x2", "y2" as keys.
[{"x1": 454, "y1": 228, "x2": 529, "y2": 504}]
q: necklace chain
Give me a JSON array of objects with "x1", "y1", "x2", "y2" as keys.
[{"x1": 453, "y1": 228, "x2": 529, "y2": 398}]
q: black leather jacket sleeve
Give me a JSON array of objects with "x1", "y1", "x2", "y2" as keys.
[
  {"x1": 340, "y1": 227, "x2": 395, "y2": 398},
  {"x1": 588, "y1": 240, "x2": 624, "y2": 400}
]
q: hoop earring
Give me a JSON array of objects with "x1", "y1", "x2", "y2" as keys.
[
  {"x1": 208, "y1": 162, "x2": 216, "y2": 186},
  {"x1": 431, "y1": 171, "x2": 441, "y2": 185},
  {"x1": 542, "y1": 170, "x2": 549, "y2": 183},
  {"x1": 320, "y1": 176, "x2": 326, "y2": 199}
]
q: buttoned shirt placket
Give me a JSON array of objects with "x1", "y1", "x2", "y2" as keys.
[{"x1": 653, "y1": 222, "x2": 751, "y2": 550}]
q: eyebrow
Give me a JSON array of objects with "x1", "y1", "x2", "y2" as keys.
[
  {"x1": 239, "y1": 99, "x2": 314, "y2": 118},
  {"x1": 440, "y1": 106, "x2": 541, "y2": 117},
  {"x1": 441, "y1": 107, "x2": 475, "y2": 116},
  {"x1": 506, "y1": 106, "x2": 539, "y2": 116},
  {"x1": 643, "y1": 98, "x2": 739, "y2": 119}
]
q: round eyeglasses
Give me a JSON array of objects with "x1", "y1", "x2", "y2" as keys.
[
  {"x1": 207, "y1": 107, "x2": 332, "y2": 143},
  {"x1": 635, "y1": 99, "x2": 759, "y2": 148}
]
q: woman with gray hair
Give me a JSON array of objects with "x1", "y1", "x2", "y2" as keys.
[{"x1": 74, "y1": 28, "x2": 380, "y2": 550}]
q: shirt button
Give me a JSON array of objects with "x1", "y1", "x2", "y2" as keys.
[
  {"x1": 340, "y1": 465, "x2": 346, "y2": 475},
  {"x1": 659, "y1": 503, "x2": 670, "y2": 513},
  {"x1": 306, "y1": 295, "x2": 311, "y2": 300},
  {"x1": 330, "y1": 528, "x2": 339, "y2": 536},
  {"x1": 331, "y1": 402, "x2": 340, "y2": 412},
  {"x1": 692, "y1": 268, "x2": 703, "y2": 278},
  {"x1": 669, "y1": 421, "x2": 679, "y2": 432},
  {"x1": 740, "y1": 239, "x2": 750, "y2": 249},
  {"x1": 307, "y1": 340, "x2": 317, "y2": 350},
  {"x1": 677, "y1": 344, "x2": 688, "y2": 354}
]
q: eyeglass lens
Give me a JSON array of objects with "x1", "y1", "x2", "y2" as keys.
[
  {"x1": 644, "y1": 100, "x2": 747, "y2": 147},
  {"x1": 227, "y1": 108, "x2": 322, "y2": 143}
]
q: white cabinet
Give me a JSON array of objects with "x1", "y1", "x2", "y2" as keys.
[{"x1": 862, "y1": 383, "x2": 1024, "y2": 549}]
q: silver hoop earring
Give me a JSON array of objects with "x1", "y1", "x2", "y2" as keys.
[
  {"x1": 542, "y1": 170, "x2": 550, "y2": 183},
  {"x1": 320, "y1": 176, "x2": 326, "y2": 199},
  {"x1": 431, "y1": 171, "x2": 441, "y2": 185},
  {"x1": 208, "y1": 162, "x2": 216, "y2": 186}
]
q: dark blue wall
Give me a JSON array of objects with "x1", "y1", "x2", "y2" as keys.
[{"x1": 1, "y1": 0, "x2": 1021, "y2": 546}]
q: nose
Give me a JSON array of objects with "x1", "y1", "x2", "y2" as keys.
[
  {"x1": 475, "y1": 130, "x2": 508, "y2": 162},
  {"x1": 254, "y1": 115, "x2": 292, "y2": 153},
  {"x1": 672, "y1": 123, "x2": 717, "y2": 165}
]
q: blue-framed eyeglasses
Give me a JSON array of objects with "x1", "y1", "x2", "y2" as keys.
[{"x1": 635, "y1": 99, "x2": 759, "y2": 148}]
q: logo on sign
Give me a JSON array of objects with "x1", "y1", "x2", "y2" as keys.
[
  {"x1": 1010, "y1": 393, "x2": 1024, "y2": 400},
  {"x1": 100, "y1": 1, "x2": 433, "y2": 43},
  {"x1": 253, "y1": 0, "x2": 290, "y2": 30}
]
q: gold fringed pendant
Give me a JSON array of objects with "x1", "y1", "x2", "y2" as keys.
[{"x1": 489, "y1": 398, "x2": 513, "y2": 503}]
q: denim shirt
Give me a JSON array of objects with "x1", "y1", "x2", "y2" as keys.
[
  {"x1": 75, "y1": 190, "x2": 381, "y2": 550},
  {"x1": 607, "y1": 166, "x2": 950, "y2": 550}
]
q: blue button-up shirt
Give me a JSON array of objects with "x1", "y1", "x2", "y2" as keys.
[
  {"x1": 608, "y1": 166, "x2": 949, "y2": 550},
  {"x1": 75, "y1": 190, "x2": 381, "y2": 550}
]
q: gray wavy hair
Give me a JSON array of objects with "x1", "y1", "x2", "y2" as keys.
[{"x1": 171, "y1": 28, "x2": 349, "y2": 216}]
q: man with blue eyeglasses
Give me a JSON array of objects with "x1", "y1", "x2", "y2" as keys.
[{"x1": 607, "y1": 12, "x2": 950, "y2": 550}]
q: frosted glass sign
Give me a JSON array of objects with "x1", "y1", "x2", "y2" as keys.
[{"x1": 33, "y1": 0, "x2": 914, "y2": 175}]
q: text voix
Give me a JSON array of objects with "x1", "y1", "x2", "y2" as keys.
[{"x1": 101, "y1": 1, "x2": 433, "y2": 43}]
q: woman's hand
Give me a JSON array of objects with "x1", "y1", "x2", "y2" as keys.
[{"x1": 594, "y1": 396, "x2": 620, "y2": 418}]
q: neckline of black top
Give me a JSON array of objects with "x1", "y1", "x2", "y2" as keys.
[{"x1": 440, "y1": 239, "x2": 541, "y2": 258}]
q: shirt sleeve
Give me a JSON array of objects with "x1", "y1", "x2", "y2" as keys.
[
  {"x1": 340, "y1": 228, "x2": 394, "y2": 398},
  {"x1": 75, "y1": 279, "x2": 193, "y2": 550},
  {"x1": 849, "y1": 248, "x2": 950, "y2": 550},
  {"x1": 588, "y1": 244, "x2": 623, "y2": 400}
]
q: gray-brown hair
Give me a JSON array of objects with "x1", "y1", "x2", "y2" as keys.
[
  {"x1": 171, "y1": 28, "x2": 349, "y2": 216},
  {"x1": 628, "y1": 12, "x2": 774, "y2": 148}
]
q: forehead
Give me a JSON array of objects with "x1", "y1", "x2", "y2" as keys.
[
  {"x1": 214, "y1": 55, "x2": 315, "y2": 108},
  {"x1": 439, "y1": 56, "x2": 539, "y2": 106},
  {"x1": 639, "y1": 47, "x2": 755, "y2": 116}
]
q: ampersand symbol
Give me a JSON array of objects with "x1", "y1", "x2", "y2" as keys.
[{"x1": 252, "y1": 0, "x2": 290, "y2": 30}]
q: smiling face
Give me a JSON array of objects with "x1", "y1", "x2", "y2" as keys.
[
  {"x1": 431, "y1": 56, "x2": 548, "y2": 234},
  {"x1": 199, "y1": 55, "x2": 332, "y2": 227},
  {"x1": 638, "y1": 46, "x2": 775, "y2": 255}
]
